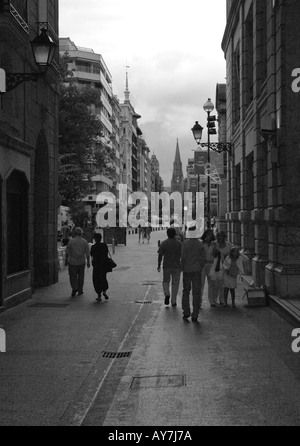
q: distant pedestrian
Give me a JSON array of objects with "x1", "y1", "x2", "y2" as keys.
[
  {"x1": 145, "y1": 226, "x2": 152, "y2": 243},
  {"x1": 170, "y1": 219, "x2": 184, "y2": 242},
  {"x1": 138, "y1": 225, "x2": 144, "y2": 243},
  {"x1": 209, "y1": 231, "x2": 233, "y2": 305},
  {"x1": 61, "y1": 221, "x2": 71, "y2": 246},
  {"x1": 223, "y1": 247, "x2": 248, "y2": 308},
  {"x1": 181, "y1": 225, "x2": 206, "y2": 322},
  {"x1": 90, "y1": 233, "x2": 110, "y2": 302},
  {"x1": 200, "y1": 229, "x2": 217, "y2": 307},
  {"x1": 65, "y1": 227, "x2": 90, "y2": 297},
  {"x1": 157, "y1": 228, "x2": 182, "y2": 307}
]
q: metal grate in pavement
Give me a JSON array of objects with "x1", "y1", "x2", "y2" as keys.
[
  {"x1": 102, "y1": 351, "x2": 132, "y2": 359},
  {"x1": 131, "y1": 374, "x2": 186, "y2": 389},
  {"x1": 29, "y1": 303, "x2": 70, "y2": 308},
  {"x1": 135, "y1": 300, "x2": 153, "y2": 304}
]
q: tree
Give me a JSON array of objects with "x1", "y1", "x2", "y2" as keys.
[{"x1": 58, "y1": 57, "x2": 114, "y2": 205}]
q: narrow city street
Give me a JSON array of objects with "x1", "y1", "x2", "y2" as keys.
[{"x1": 0, "y1": 230, "x2": 300, "y2": 427}]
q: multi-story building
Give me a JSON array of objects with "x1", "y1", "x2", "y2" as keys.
[
  {"x1": 137, "y1": 136, "x2": 151, "y2": 199},
  {"x1": 59, "y1": 38, "x2": 115, "y2": 208},
  {"x1": 215, "y1": 83, "x2": 228, "y2": 231},
  {"x1": 120, "y1": 71, "x2": 143, "y2": 195},
  {"x1": 151, "y1": 154, "x2": 164, "y2": 194},
  {"x1": 222, "y1": 0, "x2": 300, "y2": 298},
  {"x1": 111, "y1": 95, "x2": 122, "y2": 193},
  {"x1": 0, "y1": 0, "x2": 60, "y2": 309}
]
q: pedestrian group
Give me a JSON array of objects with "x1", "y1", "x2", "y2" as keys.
[
  {"x1": 64, "y1": 224, "x2": 248, "y2": 318},
  {"x1": 157, "y1": 226, "x2": 248, "y2": 322}
]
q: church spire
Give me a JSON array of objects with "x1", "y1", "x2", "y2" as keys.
[
  {"x1": 174, "y1": 138, "x2": 181, "y2": 164},
  {"x1": 171, "y1": 139, "x2": 184, "y2": 194},
  {"x1": 124, "y1": 64, "x2": 130, "y2": 102}
]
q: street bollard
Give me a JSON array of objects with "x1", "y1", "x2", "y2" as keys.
[
  {"x1": 158, "y1": 240, "x2": 161, "y2": 248},
  {"x1": 112, "y1": 237, "x2": 115, "y2": 254}
]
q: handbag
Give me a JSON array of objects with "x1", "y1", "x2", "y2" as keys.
[{"x1": 106, "y1": 249, "x2": 117, "y2": 272}]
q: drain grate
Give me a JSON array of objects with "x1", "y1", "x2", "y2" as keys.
[
  {"x1": 135, "y1": 300, "x2": 152, "y2": 304},
  {"x1": 131, "y1": 374, "x2": 186, "y2": 389},
  {"x1": 102, "y1": 351, "x2": 132, "y2": 359},
  {"x1": 142, "y1": 283, "x2": 157, "y2": 286},
  {"x1": 29, "y1": 303, "x2": 70, "y2": 308},
  {"x1": 115, "y1": 267, "x2": 131, "y2": 271}
]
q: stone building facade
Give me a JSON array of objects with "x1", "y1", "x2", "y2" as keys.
[
  {"x1": 0, "y1": 0, "x2": 59, "y2": 310},
  {"x1": 222, "y1": 0, "x2": 300, "y2": 297}
]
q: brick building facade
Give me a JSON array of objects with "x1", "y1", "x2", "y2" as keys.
[
  {"x1": 0, "y1": 0, "x2": 59, "y2": 310},
  {"x1": 222, "y1": 0, "x2": 300, "y2": 297}
]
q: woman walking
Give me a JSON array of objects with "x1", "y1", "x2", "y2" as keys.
[
  {"x1": 90, "y1": 233, "x2": 110, "y2": 302},
  {"x1": 209, "y1": 231, "x2": 233, "y2": 305},
  {"x1": 200, "y1": 229, "x2": 217, "y2": 307},
  {"x1": 223, "y1": 247, "x2": 248, "y2": 307}
]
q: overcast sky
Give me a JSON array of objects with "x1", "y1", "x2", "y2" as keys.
[{"x1": 59, "y1": 0, "x2": 227, "y2": 186}]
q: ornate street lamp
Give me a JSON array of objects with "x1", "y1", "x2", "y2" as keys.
[
  {"x1": 191, "y1": 121, "x2": 204, "y2": 145},
  {"x1": 1, "y1": 28, "x2": 57, "y2": 92}
]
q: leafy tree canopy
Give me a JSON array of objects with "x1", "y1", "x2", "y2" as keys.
[{"x1": 58, "y1": 56, "x2": 113, "y2": 206}]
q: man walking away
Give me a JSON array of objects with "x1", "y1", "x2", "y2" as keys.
[
  {"x1": 157, "y1": 228, "x2": 182, "y2": 307},
  {"x1": 65, "y1": 227, "x2": 90, "y2": 297},
  {"x1": 181, "y1": 225, "x2": 206, "y2": 322}
]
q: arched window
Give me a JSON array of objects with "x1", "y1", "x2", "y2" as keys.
[{"x1": 6, "y1": 170, "x2": 29, "y2": 274}]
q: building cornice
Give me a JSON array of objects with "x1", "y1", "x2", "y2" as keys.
[{"x1": 221, "y1": 0, "x2": 242, "y2": 53}]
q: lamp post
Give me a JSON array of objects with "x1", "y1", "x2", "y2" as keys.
[
  {"x1": 203, "y1": 98, "x2": 215, "y2": 229},
  {"x1": 0, "y1": 28, "x2": 57, "y2": 93},
  {"x1": 192, "y1": 101, "x2": 232, "y2": 230},
  {"x1": 191, "y1": 121, "x2": 203, "y2": 220}
]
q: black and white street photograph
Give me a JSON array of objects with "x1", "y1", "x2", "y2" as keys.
[{"x1": 1, "y1": 0, "x2": 300, "y2": 432}]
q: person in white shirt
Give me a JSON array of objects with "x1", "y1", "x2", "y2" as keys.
[{"x1": 65, "y1": 227, "x2": 90, "y2": 297}]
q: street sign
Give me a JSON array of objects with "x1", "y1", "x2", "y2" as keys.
[{"x1": 204, "y1": 164, "x2": 222, "y2": 185}]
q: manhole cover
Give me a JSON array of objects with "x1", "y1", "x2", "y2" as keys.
[
  {"x1": 29, "y1": 303, "x2": 70, "y2": 308},
  {"x1": 102, "y1": 351, "x2": 132, "y2": 359},
  {"x1": 131, "y1": 375, "x2": 186, "y2": 389}
]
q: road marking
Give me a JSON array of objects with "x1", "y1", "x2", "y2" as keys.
[{"x1": 71, "y1": 285, "x2": 152, "y2": 426}]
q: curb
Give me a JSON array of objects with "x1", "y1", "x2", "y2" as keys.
[{"x1": 269, "y1": 295, "x2": 300, "y2": 328}]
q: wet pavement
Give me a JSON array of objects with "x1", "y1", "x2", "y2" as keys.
[{"x1": 0, "y1": 230, "x2": 300, "y2": 426}]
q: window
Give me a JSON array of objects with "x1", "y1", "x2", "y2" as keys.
[
  {"x1": 232, "y1": 45, "x2": 241, "y2": 126},
  {"x1": 6, "y1": 170, "x2": 29, "y2": 274},
  {"x1": 245, "y1": 6, "x2": 254, "y2": 105}
]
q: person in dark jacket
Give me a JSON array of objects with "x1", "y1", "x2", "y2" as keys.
[
  {"x1": 90, "y1": 233, "x2": 110, "y2": 301},
  {"x1": 181, "y1": 225, "x2": 206, "y2": 322}
]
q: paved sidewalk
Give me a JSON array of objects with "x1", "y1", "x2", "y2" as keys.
[{"x1": 1, "y1": 230, "x2": 300, "y2": 426}]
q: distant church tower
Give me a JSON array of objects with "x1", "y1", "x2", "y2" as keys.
[{"x1": 171, "y1": 139, "x2": 184, "y2": 195}]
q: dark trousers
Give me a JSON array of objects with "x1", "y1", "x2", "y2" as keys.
[
  {"x1": 182, "y1": 272, "x2": 202, "y2": 319},
  {"x1": 224, "y1": 288, "x2": 235, "y2": 303},
  {"x1": 68, "y1": 264, "x2": 85, "y2": 293},
  {"x1": 92, "y1": 266, "x2": 108, "y2": 295}
]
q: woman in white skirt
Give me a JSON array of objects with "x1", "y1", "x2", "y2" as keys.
[{"x1": 223, "y1": 247, "x2": 248, "y2": 307}]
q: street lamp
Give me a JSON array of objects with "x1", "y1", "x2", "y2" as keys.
[
  {"x1": 191, "y1": 121, "x2": 203, "y2": 145},
  {"x1": 203, "y1": 98, "x2": 215, "y2": 229},
  {"x1": 0, "y1": 28, "x2": 57, "y2": 92}
]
